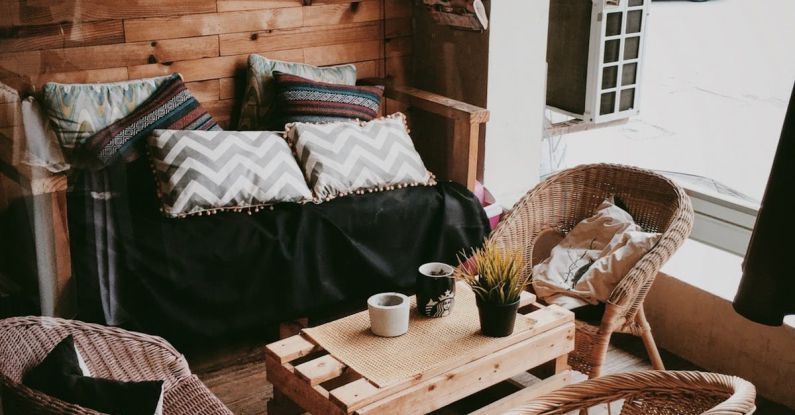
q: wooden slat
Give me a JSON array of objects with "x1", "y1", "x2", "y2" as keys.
[
  {"x1": 353, "y1": 325, "x2": 575, "y2": 415},
  {"x1": 123, "y1": 8, "x2": 304, "y2": 41},
  {"x1": 265, "y1": 354, "x2": 348, "y2": 415},
  {"x1": 186, "y1": 79, "x2": 221, "y2": 102},
  {"x1": 0, "y1": 0, "x2": 217, "y2": 26},
  {"x1": 219, "y1": 21, "x2": 382, "y2": 56},
  {"x1": 355, "y1": 59, "x2": 383, "y2": 80},
  {"x1": 219, "y1": 77, "x2": 237, "y2": 100},
  {"x1": 127, "y1": 54, "x2": 250, "y2": 83},
  {"x1": 265, "y1": 334, "x2": 319, "y2": 364},
  {"x1": 468, "y1": 372, "x2": 572, "y2": 415},
  {"x1": 386, "y1": 86, "x2": 489, "y2": 123},
  {"x1": 303, "y1": 0, "x2": 383, "y2": 27},
  {"x1": 329, "y1": 307, "x2": 574, "y2": 412},
  {"x1": 295, "y1": 354, "x2": 348, "y2": 385},
  {"x1": 0, "y1": 36, "x2": 219, "y2": 75},
  {"x1": 217, "y1": 0, "x2": 301, "y2": 12},
  {"x1": 304, "y1": 39, "x2": 382, "y2": 66},
  {"x1": 63, "y1": 20, "x2": 126, "y2": 48}
]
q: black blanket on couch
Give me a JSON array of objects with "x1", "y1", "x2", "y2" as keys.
[{"x1": 68, "y1": 157, "x2": 489, "y2": 341}]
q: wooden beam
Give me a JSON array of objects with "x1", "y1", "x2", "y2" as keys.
[{"x1": 385, "y1": 86, "x2": 489, "y2": 124}]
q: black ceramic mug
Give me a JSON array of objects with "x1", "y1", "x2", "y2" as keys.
[{"x1": 416, "y1": 262, "x2": 456, "y2": 317}]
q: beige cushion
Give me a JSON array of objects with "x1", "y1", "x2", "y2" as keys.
[{"x1": 532, "y1": 198, "x2": 660, "y2": 307}]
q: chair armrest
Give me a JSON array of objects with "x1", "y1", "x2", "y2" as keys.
[
  {"x1": 384, "y1": 86, "x2": 489, "y2": 190},
  {"x1": 385, "y1": 86, "x2": 490, "y2": 124}
]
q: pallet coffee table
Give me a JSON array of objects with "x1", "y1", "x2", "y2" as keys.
[{"x1": 265, "y1": 292, "x2": 574, "y2": 415}]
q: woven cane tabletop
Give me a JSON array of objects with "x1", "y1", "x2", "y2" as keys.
[{"x1": 303, "y1": 283, "x2": 536, "y2": 388}]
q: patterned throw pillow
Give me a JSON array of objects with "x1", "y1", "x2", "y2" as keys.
[
  {"x1": 42, "y1": 74, "x2": 172, "y2": 155},
  {"x1": 285, "y1": 113, "x2": 435, "y2": 201},
  {"x1": 71, "y1": 74, "x2": 220, "y2": 170},
  {"x1": 238, "y1": 54, "x2": 357, "y2": 130},
  {"x1": 147, "y1": 130, "x2": 312, "y2": 218},
  {"x1": 273, "y1": 72, "x2": 383, "y2": 125}
]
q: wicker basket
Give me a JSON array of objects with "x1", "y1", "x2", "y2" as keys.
[
  {"x1": 0, "y1": 316, "x2": 232, "y2": 415},
  {"x1": 506, "y1": 370, "x2": 756, "y2": 415},
  {"x1": 490, "y1": 164, "x2": 694, "y2": 377}
]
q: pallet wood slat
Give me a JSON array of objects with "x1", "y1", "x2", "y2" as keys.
[
  {"x1": 303, "y1": 0, "x2": 383, "y2": 27},
  {"x1": 0, "y1": 36, "x2": 220, "y2": 75},
  {"x1": 0, "y1": 0, "x2": 217, "y2": 27},
  {"x1": 265, "y1": 334, "x2": 319, "y2": 364},
  {"x1": 219, "y1": 21, "x2": 382, "y2": 57},
  {"x1": 267, "y1": 302, "x2": 574, "y2": 415},
  {"x1": 123, "y1": 8, "x2": 304, "y2": 42},
  {"x1": 185, "y1": 79, "x2": 221, "y2": 102},
  {"x1": 217, "y1": 0, "x2": 302, "y2": 12},
  {"x1": 295, "y1": 354, "x2": 348, "y2": 385},
  {"x1": 304, "y1": 39, "x2": 382, "y2": 66}
]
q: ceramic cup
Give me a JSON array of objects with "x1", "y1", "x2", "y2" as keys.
[
  {"x1": 416, "y1": 262, "x2": 456, "y2": 317},
  {"x1": 367, "y1": 292, "x2": 410, "y2": 337}
]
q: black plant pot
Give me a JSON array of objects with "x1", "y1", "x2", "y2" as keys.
[{"x1": 476, "y1": 297, "x2": 520, "y2": 337}]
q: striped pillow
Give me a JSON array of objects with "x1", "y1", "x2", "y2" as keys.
[
  {"x1": 273, "y1": 72, "x2": 383, "y2": 127},
  {"x1": 72, "y1": 74, "x2": 220, "y2": 170}
]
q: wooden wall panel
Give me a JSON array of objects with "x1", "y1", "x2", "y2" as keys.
[{"x1": 0, "y1": 0, "x2": 414, "y2": 129}]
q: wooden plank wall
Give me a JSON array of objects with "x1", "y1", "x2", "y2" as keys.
[{"x1": 0, "y1": 0, "x2": 413, "y2": 129}]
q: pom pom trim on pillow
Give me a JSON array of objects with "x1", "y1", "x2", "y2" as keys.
[{"x1": 285, "y1": 112, "x2": 437, "y2": 203}]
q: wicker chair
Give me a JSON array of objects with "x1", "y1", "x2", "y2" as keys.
[
  {"x1": 0, "y1": 316, "x2": 232, "y2": 415},
  {"x1": 490, "y1": 164, "x2": 694, "y2": 378},
  {"x1": 506, "y1": 370, "x2": 756, "y2": 415}
]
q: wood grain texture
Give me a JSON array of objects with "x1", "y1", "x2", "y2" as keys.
[{"x1": 0, "y1": 0, "x2": 412, "y2": 109}]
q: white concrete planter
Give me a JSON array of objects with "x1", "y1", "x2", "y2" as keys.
[{"x1": 367, "y1": 292, "x2": 410, "y2": 337}]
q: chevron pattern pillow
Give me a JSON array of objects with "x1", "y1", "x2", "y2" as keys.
[
  {"x1": 285, "y1": 113, "x2": 435, "y2": 201},
  {"x1": 147, "y1": 130, "x2": 312, "y2": 218}
]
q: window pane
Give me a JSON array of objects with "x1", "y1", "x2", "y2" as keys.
[
  {"x1": 619, "y1": 88, "x2": 635, "y2": 111},
  {"x1": 600, "y1": 92, "x2": 616, "y2": 115},
  {"x1": 622, "y1": 63, "x2": 637, "y2": 86},
  {"x1": 629, "y1": 0, "x2": 644, "y2": 6},
  {"x1": 604, "y1": 39, "x2": 620, "y2": 63},
  {"x1": 624, "y1": 37, "x2": 640, "y2": 60},
  {"x1": 603, "y1": 66, "x2": 618, "y2": 89},
  {"x1": 627, "y1": 10, "x2": 643, "y2": 33},
  {"x1": 606, "y1": 12, "x2": 622, "y2": 36}
]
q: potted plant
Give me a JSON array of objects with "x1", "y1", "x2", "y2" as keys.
[{"x1": 456, "y1": 241, "x2": 528, "y2": 337}]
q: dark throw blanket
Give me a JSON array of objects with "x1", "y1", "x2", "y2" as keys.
[{"x1": 68, "y1": 157, "x2": 489, "y2": 341}]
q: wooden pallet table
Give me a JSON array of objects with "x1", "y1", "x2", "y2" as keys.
[{"x1": 265, "y1": 293, "x2": 574, "y2": 415}]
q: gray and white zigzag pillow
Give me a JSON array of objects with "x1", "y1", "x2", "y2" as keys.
[
  {"x1": 285, "y1": 113, "x2": 435, "y2": 201},
  {"x1": 148, "y1": 130, "x2": 312, "y2": 217}
]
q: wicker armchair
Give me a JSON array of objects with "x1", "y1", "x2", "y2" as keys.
[
  {"x1": 0, "y1": 316, "x2": 232, "y2": 415},
  {"x1": 490, "y1": 164, "x2": 694, "y2": 378},
  {"x1": 506, "y1": 370, "x2": 756, "y2": 415}
]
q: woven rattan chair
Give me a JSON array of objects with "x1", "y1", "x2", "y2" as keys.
[
  {"x1": 490, "y1": 164, "x2": 694, "y2": 378},
  {"x1": 506, "y1": 370, "x2": 756, "y2": 415},
  {"x1": 0, "y1": 316, "x2": 232, "y2": 415}
]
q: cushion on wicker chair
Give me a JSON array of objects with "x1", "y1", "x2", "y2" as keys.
[
  {"x1": 23, "y1": 335, "x2": 165, "y2": 415},
  {"x1": 532, "y1": 197, "x2": 660, "y2": 307}
]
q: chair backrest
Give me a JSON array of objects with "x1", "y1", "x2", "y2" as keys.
[
  {"x1": 0, "y1": 316, "x2": 189, "y2": 386},
  {"x1": 491, "y1": 163, "x2": 693, "y2": 310},
  {"x1": 505, "y1": 370, "x2": 756, "y2": 415}
]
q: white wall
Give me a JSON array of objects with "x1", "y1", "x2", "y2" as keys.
[{"x1": 484, "y1": 1, "x2": 550, "y2": 206}]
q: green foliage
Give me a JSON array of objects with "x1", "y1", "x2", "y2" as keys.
[{"x1": 456, "y1": 240, "x2": 528, "y2": 305}]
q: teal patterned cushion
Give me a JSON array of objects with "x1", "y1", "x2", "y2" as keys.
[
  {"x1": 238, "y1": 54, "x2": 357, "y2": 131},
  {"x1": 42, "y1": 75, "x2": 173, "y2": 155}
]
